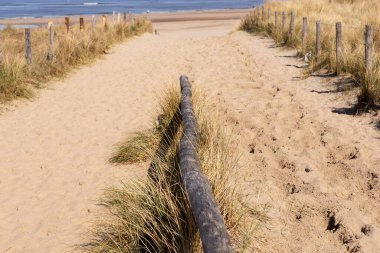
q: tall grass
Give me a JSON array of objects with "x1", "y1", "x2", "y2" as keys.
[
  {"x1": 0, "y1": 19, "x2": 152, "y2": 103},
  {"x1": 240, "y1": 0, "x2": 380, "y2": 106},
  {"x1": 83, "y1": 86, "x2": 266, "y2": 252}
]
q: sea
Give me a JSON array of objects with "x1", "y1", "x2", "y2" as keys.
[{"x1": 0, "y1": 0, "x2": 263, "y2": 19}]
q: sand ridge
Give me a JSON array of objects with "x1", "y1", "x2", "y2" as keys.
[{"x1": 0, "y1": 17, "x2": 379, "y2": 253}]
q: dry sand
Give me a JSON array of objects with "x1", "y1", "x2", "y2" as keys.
[{"x1": 0, "y1": 12, "x2": 379, "y2": 253}]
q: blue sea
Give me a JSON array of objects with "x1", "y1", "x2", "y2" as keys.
[{"x1": 0, "y1": 0, "x2": 262, "y2": 19}]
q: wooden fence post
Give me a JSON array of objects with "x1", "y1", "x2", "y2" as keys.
[
  {"x1": 123, "y1": 12, "x2": 127, "y2": 23},
  {"x1": 117, "y1": 13, "x2": 121, "y2": 23},
  {"x1": 262, "y1": 6, "x2": 265, "y2": 22},
  {"x1": 365, "y1": 25, "x2": 373, "y2": 74},
  {"x1": 91, "y1": 15, "x2": 95, "y2": 33},
  {"x1": 25, "y1": 28, "x2": 32, "y2": 65},
  {"x1": 65, "y1": 17, "x2": 70, "y2": 33},
  {"x1": 302, "y1": 17, "x2": 308, "y2": 52},
  {"x1": 316, "y1": 21, "x2": 322, "y2": 59},
  {"x1": 102, "y1": 15, "x2": 108, "y2": 31},
  {"x1": 80, "y1": 17, "x2": 85, "y2": 32},
  {"x1": 268, "y1": 9, "x2": 271, "y2": 25},
  {"x1": 282, "y1": 11, "x2": 286, "y2": 31},
  {"x1": 290, "y1": 11, "x2": 295, "y2": 37},
  {"x1": 336, "y1": 22, "x2": 342, "y2": 75},
  {"x1": 275, "y1": 11, "x2": 278, "y2": 27},
  {"x1": 112, "y1": 11, "x2": 116, "y2": 25},
  {"x1": 47, "y1": 24, "x2": 54, "y2": 61}
]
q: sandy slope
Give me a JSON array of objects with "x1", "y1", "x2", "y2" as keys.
[{"x1": 0, "y1": 18, "x2": 379, "y2": 253}]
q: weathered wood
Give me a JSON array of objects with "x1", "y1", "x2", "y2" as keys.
[
  {"x1": 282, "y1": 11, "x2": 286, "y2": 30},
  {"x1": 47, "y1": 24, "x2": 54, "y2": 61},
  {"x1": 102, "y1": 15, "x2": 108, "y2": 31},
  {"x1": 123, "y1": 12, "x2": 127, "y2": 22},
  {"x1": 316, "y1": 21, "x2": 322, "y2": 59},
  {"x1": 65, "y1": 17, "x2": 70, "y2": 33},
  {"x1": 268, "y1": 9, "x2": 271, "y2": 25},
  {"x1": 336, "y1": 22, "x2": 342, "y2": 75},
  {"x1": 290, "y1": 11, "x2": 295, "y2": 37},
  {"x1": 302, "y1": 17, "x2": 308, "y2": 52},
  {"x1": 261, "y1": 6, "x2": 265, "y2": 22},
  {"x1": 179, "y1": 75, "x2": 233, "y2": 253},
  {"x1": 80, "y1": 17, "x2": 85, "y2": 32},
  {"x1": 117, "y1": 13, "x2": 121, "y2": 23},
  {"x1": 365, "y1": 25, "x2": 373, "y2": 74},
  {"x1": 91, "y1": 15, "x2": 96, "y2": 33},
  {"x1": 25, "y1": 28, "x2": 32, "y2": 65},
  {"x1": 275, "y1": 11, "x2": 278, "y2": 27},
  {"x1": 112, "y1": 11, "x2": 116, "y2": 25}
]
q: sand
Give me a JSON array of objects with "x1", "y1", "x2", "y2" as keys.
[{"x1": 0, "y1": 12, "x2": 379, "y2": 253}]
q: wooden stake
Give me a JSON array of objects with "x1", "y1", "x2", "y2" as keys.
[
  {"x1": 268, "y1": 9, "x2": 271, "y2": 25},
  {"x1": 123, "y1": 12, "x2": 127, "y2": 22},
  {"x1": 25, "y1": 28, "x2": 32, "y2": 65},
  {"x1": 80, "y1": 17, "x2": 85, "y2": 32},
  {"x1": 262, "y1": 6, "x2": 265, "y2": 22},
  {"x1": 47, "y1": 24, "x2": 54, "y2": 61},
  {"x1": 65, "y1": 17, "x2": 70, "y2": 33},
  {"x1": 302, "y1": 17, "x2": 308, "y2": 52},
  {"x1": 290, "y1": 11, "x2": 295, "y2": 37},
  {"x1": 336, "y1": 22, "x2": 342, "y2": 75},
  {"x1": 91, "y1": 15, "x2": 95, "y2": 33},
  {"x1": 275, "y1": 11, "x2": 278, "y2": 27},
  {"x1": 316, "y1": 21, "x2": 322, "y2": 59},
  {"x1": 282, "y1": 11, "x2": 286, "y2": 31},
  {"x1": 365, "y1": 25, "x2": 373, "y2": 74}
]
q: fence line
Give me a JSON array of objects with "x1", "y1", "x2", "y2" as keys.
[
  {"x1": 179, "y1": 75, "x2": 233, "y2": 253},
  {"x1": 0, "y1": 13, "x2": 138, "y2": 65},
  {"x1": 251, "y1": 6, "x2": 376, "y2": 77}
]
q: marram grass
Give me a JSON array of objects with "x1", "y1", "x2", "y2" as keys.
[
  {"x1": 0, "y1": 19, "x2": 152, "y2": 103},
  {"x1": 240, "y1": 0, "x2": 380, "y2": 106},
  {"x1": 83, "y1": 86, "x2": 267, "y2": 252}
]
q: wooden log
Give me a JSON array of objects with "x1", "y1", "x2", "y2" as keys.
[
  {"x1": 365, "y1": 25, "x2": 373, "y2": 74},
  {"x1": 316, "y1": 21, "x2": 322, "y2": 59},
  {"x1": 25, "y1": 28, "x2": 32, "y2": 65},
  {"x1": 290, "y1": 11, "x2": 295, "y2": 37},
  {"x1": 65, "y1": 17, "x2": 70, "y2": 33},
  {"x1": 302, "y1": 17, "x2": 308, "y2": 52},
  {"x1": 282, "y1": 11, "x2": 286, "y2": 31},
  {"x1": 80, "y1": 17, "x2": 85, "y2": 32},
  {"x1": 179, "y1": 75, "x2": 233, "y2": 253},
  {"x1": 47, "y1": 24, "x2": 54, "y2": 61},
  {"x1": 336, "y1": 22, "x2": 342, "y2": 75}
]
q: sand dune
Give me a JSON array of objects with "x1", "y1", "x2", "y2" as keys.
[{"x1": 0, "y1": 15, "x2": 379, "y2": 253}]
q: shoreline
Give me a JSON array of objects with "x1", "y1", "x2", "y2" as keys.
[{"x1": 0, "y1": 9, "x2": 251, "y2": 26}]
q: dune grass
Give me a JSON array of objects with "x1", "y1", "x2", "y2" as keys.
[
  {"x1": 240, "y1": 0, "x2": 380, "y2": 107},
  {"x1": 0, "y1": 19, "x2": 152, "y2": 103},
  {"x1": 83, "y1": 86, "x2": 266, "y2": 252}
]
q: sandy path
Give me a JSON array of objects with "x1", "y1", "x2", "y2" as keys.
[{"x1": 1, "y1": 18, "x2": 379, "y2": 253}]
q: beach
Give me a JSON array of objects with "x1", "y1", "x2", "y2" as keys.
[
  {"x1": 0, "y1": 9, "x2": 251, "y2": 26},
  {"x1": 0, "y1": 9, "x2": 379, "y2": 253}
]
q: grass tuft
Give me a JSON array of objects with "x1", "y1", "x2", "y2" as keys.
[
  {"x1": 84, "y1": 86, "x2": 265, "y2": 252},
  {"x1": 240, "y1": 0, "x2": 380, "y2": 106},
  {"x1": 0, "y1": 19, "x2": 152, "y2": 103}
]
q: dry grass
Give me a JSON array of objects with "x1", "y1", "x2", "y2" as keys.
[
  {"x1": 0, "y1": 19, "x2": 152, "y2": 103},
  {"x1": 83, "y1": 86, "x2": 266, "y2": 252},
  {"x1": 240, "y1": 0, "x2": 380, "y2": 106}
]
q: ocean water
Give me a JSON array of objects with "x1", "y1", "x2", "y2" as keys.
[{"x1": 0, "y1": 0, "x2": 262, "y2": 19}]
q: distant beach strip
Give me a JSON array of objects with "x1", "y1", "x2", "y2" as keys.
[{"x1": 0, "y1": 0, "x2": 262, "y2": 20}]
